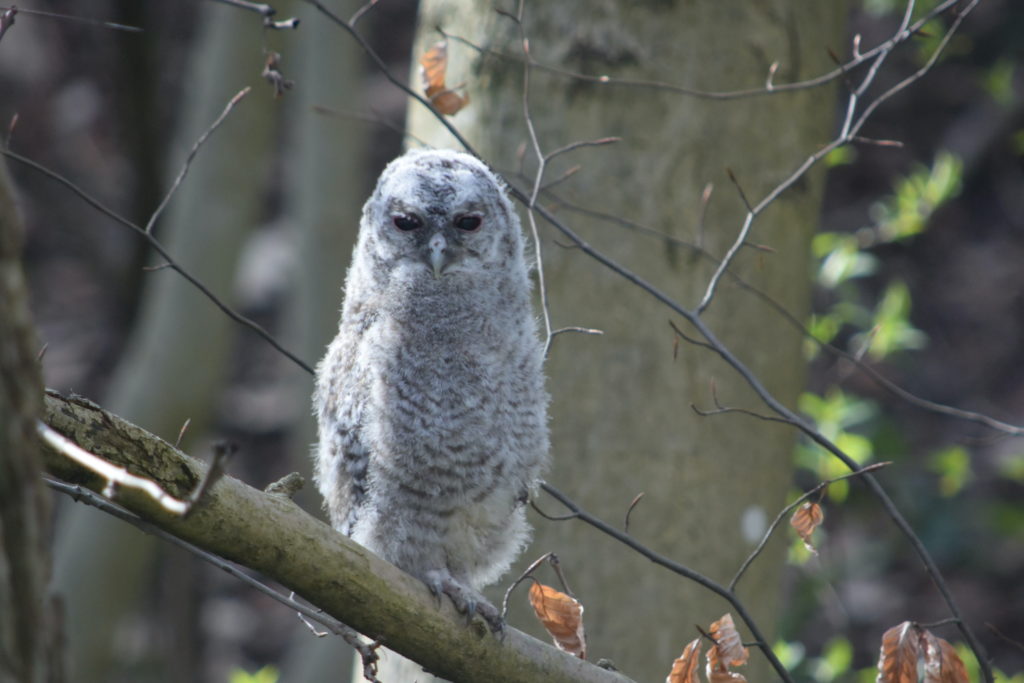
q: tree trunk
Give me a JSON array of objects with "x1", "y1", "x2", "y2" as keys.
[
  {"x1": 51, "y1": 4, "x2": 281, "y2": 680},
  {"x1": 407, "y1": 3, "x2": 844, "y2": 680},
  {"x1": 0, "y1": 158, "x2": 62, "y2": 682},
  {"x1": 279, "y1": 0, "x2": 369, "y2": 678}
]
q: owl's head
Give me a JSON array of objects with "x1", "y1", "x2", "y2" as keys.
[{"x1": 358, "y1": 149, "x2": 524, "y2": 285}]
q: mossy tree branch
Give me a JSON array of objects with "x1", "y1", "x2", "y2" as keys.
[{"x1": 39, "y1": 391, "x2": 632, "y2": 683}]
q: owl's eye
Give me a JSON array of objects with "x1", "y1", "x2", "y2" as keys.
[
  {"x1": 455, "y1": 215, "x2": 482, "y2": 232},
  {"x1": 393, "y1": 215, "x2": 422, "y2": 231}
]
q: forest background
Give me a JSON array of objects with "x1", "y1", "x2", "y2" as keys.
[{"x1": 1, "y1": 0, "x2": 1022, "y2": 682}]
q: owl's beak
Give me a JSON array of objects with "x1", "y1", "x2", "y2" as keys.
[{"x1": 428, "y1": 232, "x2": 448, "y2": 279}]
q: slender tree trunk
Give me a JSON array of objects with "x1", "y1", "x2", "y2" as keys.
[
  {"x1": 51, "y1": 4, "x2": 280, "y2": 680},
  {"x1": 407, "y1": 3, "x2": 844, "y2": 680},
  {"x1": 279, "y1": 0, "x2": 368, "y2": 678},
  {"x1": 0, "y1": 159, "x2": 62, "y2": 683}
]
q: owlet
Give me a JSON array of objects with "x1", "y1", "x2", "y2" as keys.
[{"x1": 313, "y1": 149, "x2": 549, "y2": 627}]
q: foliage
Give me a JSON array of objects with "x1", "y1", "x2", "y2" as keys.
[{"x1": 229, "y1": 665, "x2": 279, "y2": 683}]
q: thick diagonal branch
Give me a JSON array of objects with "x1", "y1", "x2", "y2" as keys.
[{"x1": 39, "y1": 391, "x2": 632, "y2": 683}]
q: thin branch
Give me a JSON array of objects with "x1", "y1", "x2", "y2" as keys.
[
  {"x1": 312, "y1": 104, "x2": 432, "y2": 148},
  {"x1": 668, "y1": 320, "x2": 716, "y2": 353},
  {"x1": 623, "y1": 493, "x2": 644, "y2": 534},
  {"x1": 539, "y1": 483, "x2": 796, "y2": 683},
  {"x1": 1, "y1": 149, "x2": 315, "y2": 375},
  {"x1": 502, "y1": 552, "x2": 553, "y2": 618},
  {"x1": 208, "y1": 0, "x2": 275, "y2": 18},
  {"x1": 847, "y1": 0, "x2": 979, "y2": 141},
  {"x1": 530, "y1": 498, "x2": 579, "y2": 522},
  {"x1": 349, "y1": 0, "x2": 379, "y2": 26},
  {"x1": 729, "y1": 462, "x2": 891, "y2": 590},
  {"x1": 45, "y1": 477, "x2": 382, "y2": 682},
  {"x1": 549, "y1": 326, "x2": 603, "y2": 340},
  {"x1": 516, "y1": 26, "x2": 557, "y2": 357},
  {"x1": 38, "y1": 421, "x2": 234, "y2": 517},
  {"x1": 145, "y1": 87, "x2": 251, "y2": 234},
  {"x1": 0, "y1": 5, "x2": 143, "y2": 33},
  {"x1": 38, "y1": 421, "x2": 192, "y2": 515},
  {"x1": 690, "y1": 402, "x2": 795, "y2": 426},
  {"x1": 544, "y1": 137, "x2": 621, "y2": 164},
  {"x1": 986, "y1": 622, "x2": 1024, "y2": 654},
  {"x1": 175, "y1": 418, "x2": 192, "y2": 449},
  {"x1": 0, "y1": 5, "x2": 14, "y2": 41},
  {"x1": 697, "y1": 0, "x2": 975, "y2": 316}
]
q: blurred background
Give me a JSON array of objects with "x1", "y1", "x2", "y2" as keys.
[{"x1": 2, "y1": 0, "x2": 1022, "y2": 681}]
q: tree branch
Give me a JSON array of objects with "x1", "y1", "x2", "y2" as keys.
[{"x1": 39, "y1": 390, "x2": 633, "y2": 683}]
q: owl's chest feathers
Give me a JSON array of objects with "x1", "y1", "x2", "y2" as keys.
[{"x1": 358, "y1": 279, "x2": 542, "y2": 496}]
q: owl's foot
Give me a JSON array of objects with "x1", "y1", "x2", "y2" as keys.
[{"x1": 424, "y1": 569, "x2": 504, "y2": 634}]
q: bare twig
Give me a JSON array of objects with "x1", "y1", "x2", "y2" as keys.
[
  {"x1": 529, "y1": 498, "x2": 578, "y2": 522},
  {"x1": 38, "y1": 421, "x2": 234, "y2": 517},
  {"x1": 0, "y1": 5, "x2": 142, "y2": 32},
  {"x1": 729, "y1": 462, "x2": 891, "y2": 590},
  {"x1": 349, "y1": 0, "x2": 379, "y2": 26},
  {"x1": 182, "y1": 441, "x2": 235, "y2": 517},
  {"x1": 38, "y1": 421, "x2": 193, "y2": 515},
  {"x1": 544, "y1": 137, "x2": 621, "y2": 164},
  {"x1": 549, "y1": 326, "x2": 603, "y2": 340},
  {"x1": 209, "y1": 0, "x2": 275, "y2": 18},
  {"x1": 518, "y1": 32, "x2": 557, "y2": 357},
  {"x1": 145, "y1": 87, "x2": 251, "y2": 234},
  {"x1": 986, "y1": 622, "x2": 1024, "y2": 654},
  {"x1": 312, "y1": 104, "x2": 432, "y2": 148},
  {"x1": 501, "y1": 552, "x2": 552, "y2": 618},
  {"x1": 696, "y1": 0, "x2": 978, "y2": 316},
  {"x1": 623, "y1": 493, "x2": 644, "y2": 534},
  {"x1": 175, "y1": 418, "x2": 192, "y2": 449},
  {"x1": 0, "y1": 5, "x2": 14, "y2": 41}
]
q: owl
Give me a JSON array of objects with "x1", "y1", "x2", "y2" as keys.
[{"x1": 313, "y1": 149, "x2": 549, "y2": 629}]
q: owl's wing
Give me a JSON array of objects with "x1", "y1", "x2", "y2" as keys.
[{"x1": 314, "y1": 321, "x2": 372, "y2": 536}]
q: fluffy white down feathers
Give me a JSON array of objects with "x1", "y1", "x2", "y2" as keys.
[{"x1": 313, "y1": 149, "x2": 549, "y2": 622}]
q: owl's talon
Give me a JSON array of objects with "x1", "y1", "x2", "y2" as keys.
[{"x1": 423, "y1": 569, "x2": 504, "y2": 635}]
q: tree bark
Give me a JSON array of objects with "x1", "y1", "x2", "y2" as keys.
[
  {"x1": 408, "y1": 3, "x2": 844, "y2": 680},
  {"x1": 39, "y1": 391, "x2": 632, "y2": 683},
  {"x1": 0, "y1": 159, "x2": 62, "y2": 683}
]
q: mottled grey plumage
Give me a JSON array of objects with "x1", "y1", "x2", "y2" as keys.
[{"x1": 313, "y1": 149, "x2": 548, "y2": 623}]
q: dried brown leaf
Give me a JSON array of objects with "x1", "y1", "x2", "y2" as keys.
[
  {"x1": 708, "y1": 613, "x2": 749, "y2": 669},
  {"x1": 790, "y1": 501, "x2": 824, "y2": 554},
  {"x1": 528, "y1": 582, "x2": 586, "y2": 659},
  {"x1": 921, "y1": 631, "x2": 969, "y2": 683},
  {"x1": 706, "y1": 667, "x2": 748, "y2": 683},
  {"x1": 666, "y1": 638, "x2": 701, "y2": 683},
  {"x1": 876, "y1": 621, "x2": 921, "y2": 683},
  {"x1": 419, "y1": 41, "x2": 469, "y2": 116}
]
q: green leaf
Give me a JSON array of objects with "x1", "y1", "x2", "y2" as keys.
[
  {"x1": 230, "y1": 666, "x2": 280, "y2": 683},
  {"x1": 929, "y1": 446, "x2": 973, "y2": 497},
  {"x1": 982, "y1": 58, "x2": 1016, "y2": 107},
  {"x1": 815, "y1": 233, "x2": 878, "y2": 288},
  {"x1": 812, "y1": 637, "x2": 854, "y2": 681},
  {"x1": 773, "y1": 639, "x2": 807, "y2": 670},
  {"x1": 996, "y1": 453, "x2": 1024, "y2": 483},
  {"x1": 824, "y1": 146, "x2": 857, "y2": 168},
  {"x1": 855, "y1": 281, "x2": 928, "y2": 360},
  {"x1": 872, "y1": 152, "x2": 962, "y2": 243}
]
